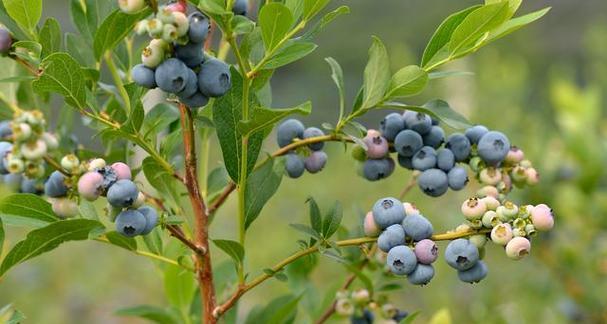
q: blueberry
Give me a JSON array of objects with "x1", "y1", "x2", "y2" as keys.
[
  {"x1": 447, "y1": 166, "x2": 468, "y2": 190},
  {"x1": 436, "y1": 148, "x2": 455, "y2": 172},
  {"x1": 457, "y1": 260, "x2": 488, "y2": 283},
  {"x1": 465, "y1": 125, "x2": 489, "y2": 145},
  {"x1": 115, "y1": 209, "x2": 147, "y2": 237},
  {"x1": 444, "y1": 238, "x2": 479, "y2": 271},
  {"x1": 386, "y1": 245, "x2": 417, "y2": 276},
  {"x1": 380, "y1": 113, "x2": 405, "y2": 142},
  {"x1": 285, "y1": 153, "x2": 305, "y2": 178},
  {"x1": 303, "y1": 127, "x2": 325, "y2": 151},
  {"x1": 505, "y1": 237, "x2": 531, "y2": 260},
  {"x1": 0, "y1": 28, "x2": 12, "y2": 54},
  {"x1": 141, "y1": 39, "x2": 166, "y2": 68},
  {"x1": 276, "y1": 119, "x2": 305, "y2": 148},
  {"x1": 175, "y1": 42, "x2": 205, "y2": 68},
  {"x1": 198, "y1": 58, "x2": 231, "y2": 97},
  {"x1": 188, "y1": 12, "x2": 210, "y2": 44},
  {"x1": 377, "y1": 224, "x2": 406, "y2": 252},
  {"x1": 44, "y1": 171, "x2": 68, "y2": 198},
  {"x1": 422, "y1": 126, "x2": 445, "y2": 148},
  {"x1": 97, "y1": 166, "x2": 118, "y2": 192},
  {"x1": 52, "y1": 198, "x2": 79, "y2": 218},
  {"x1": 155, "y1": 58, "x2": 189, "y2": 93},
  {"x1": 107, "y1": 179, "x2": 139, "y2": 208},
  {"x1": 3, "y1": 173, "x2": 22, "y2": 191},
  {"x1": 414, "y1": 239, "x2": 438, "y2": 264},
  {"x1": 403, "y1": 111, "x2": 432, "y2": 135},
  {"x1": 394, "y1": 130, "x2": 423, "y2": 157},
  {"x1": 77, "y1": 171, "x2": 105, "y2": 201},
  {"x1": 138, "y1": 205, "x2": 159, "y2": 235},
  {"x1": 20, "y1": 178, "x2": 41, "y2": 194},
  {"x1": 111, "y1": 162, "x2": 132, "y2": 181},
  {"x1": 180, "y1": 91, "x2": 209, "y2": 108},
  {"x1": 431, "y1": 117, "x2": 440, "y2": 126},
  {"x1": 232, "y1": 0, "x2": 248, "y2": 15},
  {"x1": 412, "y1": 146, "x2": 437, "y2": 171},
  {"x1": 363, "y1": 211, "x2": 381, "y2": 237},
  {"x1": 407, "y1": 264, "x2": 435, "y2": 285},
  {"x1": 402, "y1": 214, "x2": 433, "y2": 241},
  {"x1": 177, "y1": 68, "x2": 199, "y2": 98},
  {"x1": 531, "y1": 204, "x2": 554, "y2": 231},
  {"x1": 350, "y1": 309, "x2": 374, "y2": 324},
  {"x1": 131, "y1": 64, "x2": 156, "y2": 89},
  {"x1": 417, "y1": 168, "x2": 448, "y2": 197},
  {"x1": 0, "y1": 122, "x2": 12, "y2": 138},
  {"x1": 445, "y1": 133, "x2": 471, "y2": 162},
  {"x1": 397, "y1": 154, "x2": 413, "y2": 169},
  {"x1": 304, "y1": 151, "x2": 327, "y2": 174},
  {"x1": 0, "y1": 141, "x2": 12, "y2": 175},
  {"x1": 363, "y1": 130, "x2": 389, "y2": 159},
  {"x1": 118, "y1": 0, "x2": 145, "y2": 14},
  {"x1": 372, "y1": 197, "x2": 405, "y2": 229},
  {"x1": 362, "y1": 158, "x2": 394, "y2": 181},
  {"x1": 477, "y1": 131, "x2": 510, "y2": 165}
]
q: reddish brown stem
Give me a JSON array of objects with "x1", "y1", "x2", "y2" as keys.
[
  {"x1": 208, "y1": 182, "x2": 236, "y2": 214},
  {"x1": 179, "y1": 103, "x2": 216, "y2": 324}
]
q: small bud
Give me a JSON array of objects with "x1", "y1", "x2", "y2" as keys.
[{"x1": 505, "y1": 146, "x2": 524, "y2": 164}]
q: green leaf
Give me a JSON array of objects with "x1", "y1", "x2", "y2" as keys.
[
  {"x1": 484, "y1": 7, "x2": 551, "y2": 45},
  {"x1": 164, "y1": 263, "x2": 196, "y2": 311},
  {"x1": 0, "y1": 193, "x2": 58, "y2": 228},
  {"x1": 93, "y1": 8, "x2": 152, "y2": 60},
  {"x1": 289, "y1": 223, "x2": 322, "y2": 240},
  {"x1": 0, "y1": 218, "x2": 4, "y2": 254},
  {"x1": 244, "y1": 158, "x2": 284, "y2": 229},
  {"x1": 33, "y1": 52, "x2": 87, "y2": 109},
  {"x1": 212, "y1": 239, "x2": 245, "y2": 264},
  {"x1": 428, "y1": 70, "x2": 474, "y2": 79},
  {"x1": 116, "y1": 305, "x2": 180, "y2": 324},
  {"x1": 303, "y1": 0, "x2": 330, "y2": 20},
  {"x1": 322, "y1": 201, "x2": 342, "y2": 238},
  {"x1": 284, "y1": 0, "x2": 303, "y2": 23},
  {"x1": 143, "y1": 229, "x2": 163, "y2": 256},
  {"x1": 449, "y1": 2, "x2": 510, "y2": 55},
  {"x1": 306, "y1": 197, "x2": 322, "y2": 235},
  {"x1": 238, "y1": 101, "x2": 312, "y2": 136},
  {"x1": 207, "y1": 167, "x2": 229, "y2": 201},
  {"x1": 105, "y1": 231, "x2": 137, "y2": 251},
  {"x1": 0, "y1": 75, "x2": 36, "y2": 83},
  {"x1": 302, "y1": 5, "x2": 350, "y2": 40},
  {"x1": 259, "y1": 3, "x2": 293, "y2": 51},
  {"x1": 245, "y1": 295, "x2": 301, "y2": 324},
  {"x1": 262, "y1": 40, "x2": 317, "y2": 69},
  {"x1": 381, "y1": 99, "x2": 471, "y2": 129},
  {"x1": 0, "y1": 219, "x2": 103, "y2": 277},
  {"x1": 213, "y1": 68, "x2": 265, "y2": 182},
  {"x1": 385, "y1": 65, "x2": 428, "y2": 98},
  {"x1": 2, "y1": 0, "x2": 42, "y2": 34},
  {"x1": 325, "y1": 57, "x2": 345, "y2": 115},
  {"x1": 345, "y1": 264, "x2": 374, "y2": 295},
  {"x1": 421, "y1": 5, "x2": 480, "y2": 67},
  {"x1": 400, "y1": 311, "x2": 421, "y2": 324},
  {"x1": 232, "y1": 15, "x2": 255, "y2": 35},
  {"x1": 142, "y1": 157, "x2": 181, "y2": 206},
  {"x1": 360, "y1": 36, "x2": 390, "y2": 110},
  {"x1": 0, "y1": 304, "x2": 26, "y2": 324},
  {"x1": 143, "y1": 103, "x2": 180, "y2": 138},
  {"x1": 39, "y1": 17, "x2": 62, "y2": 58}
]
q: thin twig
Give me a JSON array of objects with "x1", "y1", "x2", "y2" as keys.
[{"x1": 399, "y1": 172, "x2": 419, "y2": 200}]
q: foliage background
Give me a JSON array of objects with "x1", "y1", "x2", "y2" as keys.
[{"x1": 1, "y1": 0, "x2": 606, "y2": 323}]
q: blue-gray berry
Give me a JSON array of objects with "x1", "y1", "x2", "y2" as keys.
[
  {"x1": 412, "y1": 146, "x2": 437, "y2": 171},
  {"x1": 380, "y1": 113, "x2": 405, "y2": 142},
  {"x1": 198, "y1": 58, "x2": 231, "y2": 97},
  {"x1": 402, "y1": 214, "x2": 433, "y2": 241},
  {"x1": 477, "y1": 131, "x2": 510, "y2": 165},
  {"x1": 155, "y1": 58, "x2": 189, "y2": 93},
  {"x1": 403, "y1": 111, "x2": 432, "y2": 135},
  {"x1": 303, "y1": 127, "x2": 325, "y2": 151},
  {"x1": 436, "y1": 148, "x2": 455, "y2": 172},
  {"x1": 372, "y1": 197, "x2": 405, "y2": 229},
  {"x1": 417, "y1": 168, "x2": 448, "y2": 197},
  {"x1": 138, "y1": 205, "x2": 159, "y2": 235},
  {"x1": 180, "y1": 92, "x2": 209, "y2": 108},
  {"x1": 362, "y1": 158, "x2": 394, "y2": 181},
  {"x1": 397, "y1": 154, "x2": 413, "y2": 170},
  {"x1": 44, "y1": 171, "x2": 68, "y2": 197},
  {"x1": 131, "y1": 64, "x2": 157, "y2": 89},
  {"x1": 115, "y1": 209, "x2": 147, "y2": 237},
  {"x1": 386, "y1": 245, "x2": 417, "y2": 276},
  {"x1": 422, "y1": 125, "x2": 445, "y2": 148},
  {"x1": 175, "y1": 42, "x2": 205, "y2": 68},
  {"x1": 378, "y1": 224, "x2": 406, "y2": 252},
  {"x1": 447, "y1": 166, "x2": 468, "y2": 190},
  {"x1": 445, "y1": 133, "x2": 471, "y2": 162},
  {"x1": 465, "y1": 125, "x2": 489, "y2": 145},
  {"x1": 304, "y1": 151, "x2": 327, "y2": 174},
  {"x1": 285, "y1": 153, "x2": 305, "y2": 178},
  {"x1": 188, "y1": 12, "x2": 210, "y2": 44},
  {"x1": 457, "y1": 260, "x2": 488, "y2": 283},
  {"x1": 277, "y1": 119, "x2": 305, "y2": 148},
  {"x1": 407, "y1": 264, "x2": 435, "y2": 285},
  {"x1": 107, "y1": 179, "x2": 139, "y2": 208},
  {"x1": 394, "y1": 130, "x2": 423, "y2": 157},
  {"x1": 445, "y1": 238, "x2": 479, "y2": 271}
]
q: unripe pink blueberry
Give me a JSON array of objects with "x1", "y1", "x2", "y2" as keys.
[
  {"x1": 172, "y1": 12, "x2": 189, "y2": 36},
  {"x1": 461, "y1": 197, "x2": 487, "y2": 220},
  {"x1": 162, "y1": 24, "x2": 178, "y2": 42},
  {"x1": 525, "y1": 167, "x2": 540, "y2": 185},
  {"x1": 78, "y1": 171, "x2": 105, "y2": 201},
  {"x1": 20, "y1": 140, "x2": 47, "y2": 160},
  {"x1": 166, "y1": 2, "x2": 187, "y2": 13},
  {"x1": 477, "y1": 185, "x2": 499, "y2": 198},
  {"x1": 52, "y1": 198, "x2": 79, "y2": 218},
  {"x1": 530, "y1": 204, "x2": 554, "y2": 231},
  {"x1": 363, "y1": 129, "x2": 389, "y2": 159},
  {"x1": 480, "y1": 196, "x2": 500, "y2": 211},
  {"x1": 479, "y1": 167, "x2": 502, "y2": 185},
  {"x1": 505, "y1": 236, "x2": 531, "y2": 260},
  {"x1": 491, "y1": 223, "x2": 513, "y2": 245},
  {"x1": 403, "y1": 202, "x2": 420, "y2": 216},
  {"x1": 505, "y1": 146, "x2": 524, "y2": 164},
  {"x1": 118, "y1": 0, "x2": 146, "y2": 14},
  {"x1": 111, "y1": 162, "x2": 132, "y2": 180},
  {"x1": 414, "y1": 239, "x2": 438, "y2": 264},
  {"x1": 363, "y1": 211, "x2": 381, "y2": 237},
  {"x1": 157, "y1": 6, "x2": 176, "y2": 24},
  {"x1": 501, "y1": 173, "x2": 512, "y2": 192}
]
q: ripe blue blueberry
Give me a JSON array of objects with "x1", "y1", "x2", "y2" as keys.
[
  {"x1": 198, "y1": 58, "x2": 231, "y2": 98},
  {"x1": 447, "y1": 166, "x2": 468, "y2": 190},
  {"x1": 397, "y1": 154, "x2": 413, "y2": 170},
  {"x1": 180, "y1": 92, "x2": 209, "y2": 108},
  {"x1": 304, "y1": 151, "x2": 327, "y2": 174},
  {"x1": 277, "y1": 119, "x2": 305, "y2": 148},
  {"x1": 232, "y1": 0, "x2": 248, "y2": 15},
  {"x1": 407, "y1": 264, "x2": 435, "y2": 285},
  {"x1": 107, "y1": 179, "x2": 139, "y2": 208},
  {"x1": 188, "y1": 12, "x2": 210, "y2": 44},
  {"x1": 155, "y1": 58, "x2": 189, "y2": 93},
  {"x1": 417, "y1": 168, "x2": 448, "y2": 197},
  {"x1": 0, "y1": 141, "x2": 12, "y2": 175},
  {"x1": 380, "y1": 113, "x2": 405, "y2": 142},
  {"x1": 464, "y1": 125, "x2": 489, "y2": 145},
  {"x1": 178, "y1": 68, "x2": 199, "y2": 98},
  {"x1": 175, "y1": 42, "x2": 205, "y2": 68},
  {"x1": 445, "y1": 133, "x2": 471, "y2": 162},
  {"x1": 3, "y1": 173, "x2": 22, "y2": 191},
  {"x1": 436, "y1": 148, "x2": 455, "y2": 172},
  {"x1": 362, "y1": 158, "x2": 394, "y2": 181},
  {"x1": 457, "y1": 260, "x2": 488, "y2": 283},
  {"x1": 0, "y1": 28, "x2": 12, "y2": 54},
  {"x1": 115, "y1": 209, "x2": 147, "y2": 237},
  {"x1": 402, "y1": 214, "x2": 433, "y2": 241},
  {"x1": 377, "y1": 224, "x2": 406, "y2": 252},
  {"x1": 0, "y1": 122, "x2": 12, "y2": 138},
  {"x1": 412, "y1": 146, "x2": 437, "y2": 171},
  {"x1": 303, "y1": 127, "x2": 325, "y2": 151},
  {"x1": 372, "y1": 197, "x2": 405, "y2": 229},
  {"x1": 422, "y1": 125, "x2": 445, "y2": 148},
  {"x1": 386, "y1": 245, "x2": 417, "y2": 276},
  {"x1": 285, "y1": 153, "x2": 305, "y2": 178},
  {"x1": 444, "y1": 238, "x2": 479, "y2": 271},
  {"x1": 350, "y1": 309, "x2": 374, "y2": 324},
  {"x1": 477, "y1": 131, "x2": 511, "y2": 165},
  {"x1": 138, "y1": 205, "x2": 159, "y2": 235},
  {"x1": 131, "y1": 64, "x2": 157, "y2": 89},
  {"x1": 20, "y1": 178, "x2": 40, "y2": 194},
  {"x1": 44, "y1": 171, "x2": 68, "y2": 198},
  {"x1": 394, "y1": 130, "x2": 423, "y2": 157},
  {"x1": 403, "y1": 111, "x2": 432, "y2": 135}
]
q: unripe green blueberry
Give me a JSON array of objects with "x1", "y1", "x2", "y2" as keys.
[
  {"x1": 468, "y1": 156, "x2": 483, "y2": 172},
  {"x1": 146, "y1": 18, "x2": 164, "y2": 37},
  {"x1": 363, "y1": 211, "x2": 381, "y2": 237},
  {"x1": 525, "y1": 224, "x2": 536, "y2": 236},
  {"x1": 157, "y1": 6, "x2": 176, "y2": 24},
  {"x1": 455, "y1": 223, "x2": 471, "y2": 233},
  {"x1": 6, "y1": 155, "x2": 24, "y2": 173},
  {"x1": 519, "y1": 159, "x2": 533, "y2": 168},
  {"x1": 25, "y1": 161, "x2": 45, "y2": 178},
  {"x1": 403, "y1": 202, "x2": 420, "y2": 216},
  {"x1": 162, "y1": 23, "x2": 178, "y2": 42},
  {"x1": 135, "y1": 20, "x2": 148, "y2": 34},
  {"x1": 78, "y1": 171, "x2": 105, "y2": 201},
  {"x1": 518, "y1": 205, "x2": 532, "y2": 219},
  {"x1": 477, "y1": 185, "x2": 499, "y2": 198},
  {"x1": 52, "y1": 198, "x2": 79, "y2": 218},
  {"x1": 512, "y1": 217, "x2": 526, "y2": 230},
  {"x1": 351, "y1": 145, "x2": 367, "y2": 162},
  {"x1": 467, "y1": 219, "x2": 483, "y2": 229},
  {"x1": 491, "y1": 223, "x2": 513, "y2": 245},
  {"x1": 351, "y1": 289, "x2": 370, "y2": 305},
  {"x1": 469, "y1": 234, "x2": 487, "y2": 248},
  {"x1": 530, "y1": 204, "x2": 554, "y2": 231},
  {"x1": 118, "y1": 0, "x2": 146, "y2": 14},
  {"x1": 496, "y1": 201, "x2": 518, "y2": 221},
  {"x1": 505, "y1": 236, "x2": 531, "y2": 260},
  {"x1": 480, "y1": 196, "x2": 500, "y2": 211},
  {"x1": 41, "y1": 132, "x2": 59, "y2": 150},
  {"x1": 461, "y1": 197, "x2": 487, "y2": 221},
  {"x1": 525, "y1": 167, "x2": 540, "y2": 185},
  {"x1": 20, "y1": 140, "x2": 47, "y2": 160},
  {"x1": 510, "y1": 165, "x2": 527, "y2": 184},
  {"x1": 335, "y1": 298, "x2": 354, "y2": 316},
  {"x1": 87, "y1": 158, "x2": 106, "y2": 171},
  {"x1": 141, "y1": 41, "x2": 165, "y2": 68},
  {"x1": 172, "y1": 11, "x2": 189, "y2": 36},
  {"x1": 512, "y1": 227, "x2": 526, "y2": 237},
  {"x1": 381, "y1": 304, "x2": 398, "y2": 319},
  {"x1": 13, "y1": 122, "x2": 31, "y2": 141},
  {"x1": 479, "y1": 167, "x2": 502, "y2": 185}
]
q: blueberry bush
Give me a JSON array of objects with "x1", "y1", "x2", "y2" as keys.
[{"x1": 0, "y1": 0, "x2": 554, "y2": 323}]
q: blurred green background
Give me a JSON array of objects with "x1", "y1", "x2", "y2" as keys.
[{"x1": 1, "y1": 0, "x2": 607, "y2": 323}]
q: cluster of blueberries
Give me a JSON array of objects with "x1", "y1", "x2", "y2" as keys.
[
  {"x1": 120, "y1": 0, "x2": 248, "y2": 16},
  {"x1": 277, "y1": 119, "x2": 328, "y2": 178},
  {"x1": 332, "y1": 288, "x2": 408, "y2": 324},
  {"x1": 131, "y1": 4, "x2": 231, "y2": 108}
]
